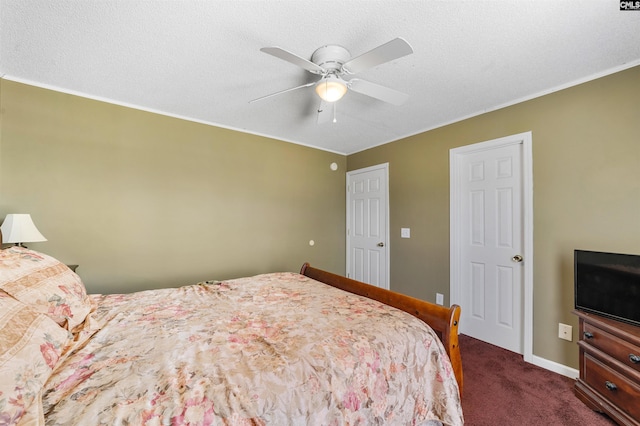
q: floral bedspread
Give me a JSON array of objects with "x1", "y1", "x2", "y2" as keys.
[{"x1": 42, "y1": 272, "x2": 463, "y2": 425}]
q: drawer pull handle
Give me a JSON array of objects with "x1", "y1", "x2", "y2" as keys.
[
  {"x1": 583, "y1": 331, "x2": 594, "y2": 339},
  {"x1": 605, "y1": 381, "x2": 617, "y2": 391},
  {"x1": 630, "y1": 354, "x2": 640, "y2": 364}
]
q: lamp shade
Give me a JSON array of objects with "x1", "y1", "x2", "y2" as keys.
[
  {"x1": 0, "y1": 214, "x2": 47, "y2": 245},
  {"x1": 315, "y1": 76, "x2": 348, "y2": 103}
]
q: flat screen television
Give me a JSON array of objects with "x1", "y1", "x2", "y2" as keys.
[{"x1": 575, "y1": 249, "x2": 640, "y2": 327}]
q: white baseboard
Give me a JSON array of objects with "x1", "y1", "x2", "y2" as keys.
[{"x1": 530, "y1": 354, "x2": 579, "y2": 379}]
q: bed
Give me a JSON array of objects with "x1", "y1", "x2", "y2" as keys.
[{"x1": 0, "y1": 246, "x2": 463, "y2": 425}]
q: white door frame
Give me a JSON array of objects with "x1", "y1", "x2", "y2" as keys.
[
  {"x1": 450, "y1": 131, "x2": 533, "y2": 363},
  {"x1": 346, "y1": 163, "x2": 390, "y2": 289}
]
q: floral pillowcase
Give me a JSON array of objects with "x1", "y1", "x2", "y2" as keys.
[
  {"x1": 0, "y1": 291, "x2": 71, "y2": 426},
  {"x1": 0, "y1": 247, "x2": 92, "y2": 333}
]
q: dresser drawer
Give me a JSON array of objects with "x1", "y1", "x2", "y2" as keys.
[
  {"x1": 583, "y1": 353, "x2": 640, "y2": 420},
  {"x1": 583, "y1": 322, "x2": 640, "y2": 373}
]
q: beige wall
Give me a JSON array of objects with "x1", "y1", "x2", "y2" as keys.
[
  {"x1": 2, "y1": 66, "x2": 639, "y2": 370},
  {"x1": 348, "y1": 65, "x2": 640, "y2": 368},
  {"x1": 0, "y1": 80, "x2": 346, "y2": 293}
]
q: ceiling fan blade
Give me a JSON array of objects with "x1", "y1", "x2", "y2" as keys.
[
  {"x1": 249, "y1": 81, "x2": 316, "y2": 103},
  {"x1": 348, "y1": 79, "x2": 409, "y2": 106},
  {"x1": 260, "y1": 47, "x2": 325, "y2": 74},
  {"x1": 341, "y1": 37, "x2": 413, "y2": 75},
  {"x1": 317, "y1": 100, "x2": 333, "y2": 124}
]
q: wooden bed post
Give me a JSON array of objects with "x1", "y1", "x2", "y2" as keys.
[
  {"x1": 299, "y1": 263, "x2": 463, "y2": 394},
  {"x1": 443, "y1": 304, "x2": 463, "y2": 395}
]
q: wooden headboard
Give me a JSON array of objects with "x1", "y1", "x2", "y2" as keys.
[{"x1": 300, "y1": 263, "x2": 463, "y2": 394}]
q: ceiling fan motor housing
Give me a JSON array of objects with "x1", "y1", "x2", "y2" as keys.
[{"x1": 311, "y1": 45, "x2": 351, "y2": 73}]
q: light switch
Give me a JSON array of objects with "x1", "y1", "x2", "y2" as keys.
[{"x1": 401, "y1": 228, "x2": 410, "y2": 238}]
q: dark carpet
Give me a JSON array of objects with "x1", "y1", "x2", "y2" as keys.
[{"x1": 459, "y1": 334, "x2": 617, "y2": 425}]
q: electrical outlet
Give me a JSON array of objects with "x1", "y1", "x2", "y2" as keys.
[
  {"x1": 436, "y1": 293, "x2": 444, "y2": 305},
  {"x1": 558, "y1": 323, "x2": 573, "y2": 341}
]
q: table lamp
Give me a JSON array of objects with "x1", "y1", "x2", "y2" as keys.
[{"x1": 0, "y1": 214, "x2": 47, "y2": 247}]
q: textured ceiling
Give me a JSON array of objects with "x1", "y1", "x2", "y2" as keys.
[{"x1": 2, "y1": 1, "x2": 640, "y2": 155}]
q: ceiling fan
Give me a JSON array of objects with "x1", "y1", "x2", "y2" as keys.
[{"x1": 250, "y1": 38, "x2": 414, "y2": 123}]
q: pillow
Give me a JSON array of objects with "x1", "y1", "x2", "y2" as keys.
[
  {"x1": 0, "y1": 247, "x2": 92, "y2": 332},
  {"x1": 0, "y1": 291, "x2": 71, "y2": 426}
]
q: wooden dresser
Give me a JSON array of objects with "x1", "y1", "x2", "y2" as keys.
[{"x1": 573, "y1": 310, "x2": 640, "y2": 426}]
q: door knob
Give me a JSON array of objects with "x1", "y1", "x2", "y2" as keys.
[
  {"x1": 377, "y1": 242, "x2": 385, "y2": 247},
  {"x1": 512, "y1": 255, "x2": 523, "y2": 263}
]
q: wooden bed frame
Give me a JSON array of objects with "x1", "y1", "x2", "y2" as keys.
[{"x1": 300, "y1": 263, "x2": 463, "y2": 394}]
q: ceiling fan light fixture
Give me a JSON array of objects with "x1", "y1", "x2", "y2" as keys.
[{"x1": 315, "y1": 76, "x2": 347, "y2": 103}]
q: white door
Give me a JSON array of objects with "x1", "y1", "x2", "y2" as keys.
[
  {"x1": 346, "y1": 163, "x2": 389, "y2": 289},
  {"x1": 450, "y1": 133, "x2": 533, "y2": 357}
]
